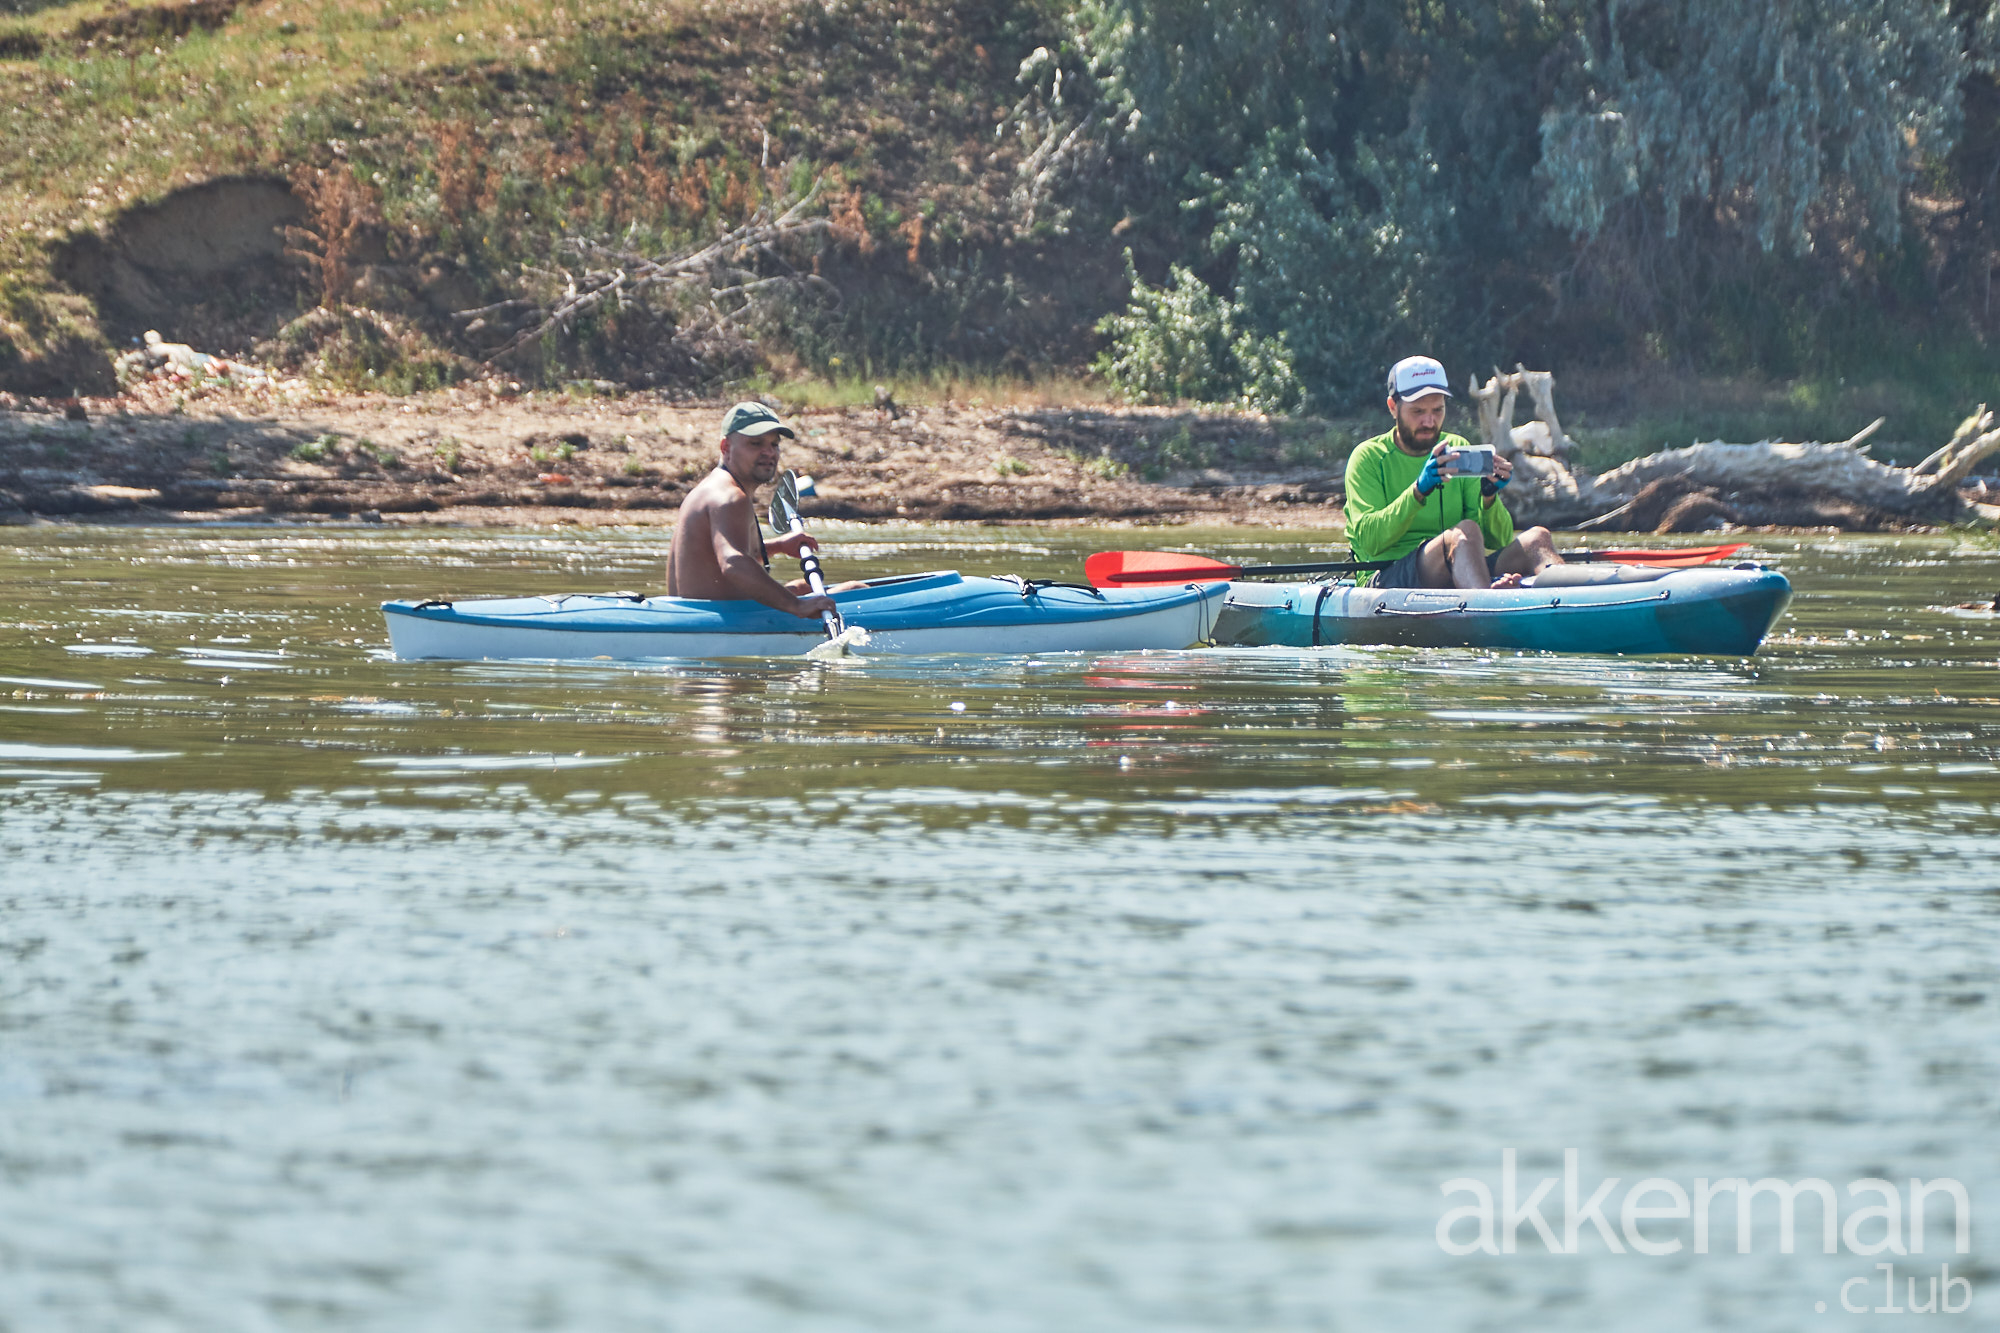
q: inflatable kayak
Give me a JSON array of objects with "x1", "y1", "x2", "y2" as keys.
[
  {"x1": 1209, "y1": 563, "x2": 1791, "y2": 656},
  {"x1": 383, "y1": 571, "x2": 1227, "y2": 660}
]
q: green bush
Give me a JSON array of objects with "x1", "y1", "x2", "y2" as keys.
[{"x1": 1094, "y1": 252, "x2": 1299, "y2": 411}]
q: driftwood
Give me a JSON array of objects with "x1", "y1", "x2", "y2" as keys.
[
  {"x1": 1472, "y1": 365, "x2": 1575, "y2": 460},
  {"x1": 455, "y1": 181, "x2": 833, "y2": 367},
  {"x1": 1485, "y1": 373, "x2": 2000, "y2": 532}
]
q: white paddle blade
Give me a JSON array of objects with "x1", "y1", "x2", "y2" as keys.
[{"x1": 805, "y1": 625, "x2": 871, "y2": 660}]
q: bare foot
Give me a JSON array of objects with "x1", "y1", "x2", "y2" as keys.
[{"x1": 1489, "y1": 573, "x2": 1524, "y2": 589}]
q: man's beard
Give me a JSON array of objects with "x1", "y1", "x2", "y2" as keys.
[
  {"x1": 1397, "y1": 423, "x2": 1440, "y2": 451},
  {"x1": 750, "y1": 456, "x2": 779, "y2": 482}
]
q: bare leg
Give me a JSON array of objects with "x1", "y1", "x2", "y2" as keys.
[
  {"x1": 1491, "y1": 526, "x2": 1562, "y2": 585},
  {"x1": 1416, "y1": 521, "x2": 1492, "y2": 590},
  {"x1": 1446, "y1": 520, "x2": 1491, "y2": 589}
]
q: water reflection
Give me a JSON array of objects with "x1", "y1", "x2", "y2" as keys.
[{"x1": 0, "y1": 526, "x2": 1995, "y2": 811}]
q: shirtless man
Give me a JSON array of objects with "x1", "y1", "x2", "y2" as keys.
[{"x1": 665, "y1": 401, "x2": 839, "y2": 617}]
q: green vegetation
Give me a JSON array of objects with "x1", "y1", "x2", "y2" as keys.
[
  {"x1": 0, "y1": 0, "x2": 1992, "y2": 449},
  {"x1": 1146, "y1": 423, "x2": 1215, "y2": 477},
  {"x1": 1093, "y1": 254, "x2": 1298, "y2": 412},
  {"x1": 990, "y1": 454, "x2": 1032, "y2": 476},
  {"x1": 1277, "y1": 429, "x2": 1352, "y2": 471},
  {"x1": 1041, "y1": 0, "x2": 2000, "y2": 425}
]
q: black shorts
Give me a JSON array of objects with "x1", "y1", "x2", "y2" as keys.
[{"x1": 1375, "y1": 545, "x2": 1499, "y2": 589}]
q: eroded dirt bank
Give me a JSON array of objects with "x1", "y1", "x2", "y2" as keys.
[{"x1": 0, "y1": 387, "x2": 1349, "y2": 528}]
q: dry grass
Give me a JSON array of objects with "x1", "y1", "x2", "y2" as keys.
[{"x1": 0, "y1": 1, "x2": 683, "y2": 254}]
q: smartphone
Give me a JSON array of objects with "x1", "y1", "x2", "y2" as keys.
[{"x1": 1443, "y1": 447, "x2": 1495, "y2": 477}]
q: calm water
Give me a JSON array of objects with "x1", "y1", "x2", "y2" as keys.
[{"x1": 2, "y1": 523, "x2": 1998, "y2": 1331}]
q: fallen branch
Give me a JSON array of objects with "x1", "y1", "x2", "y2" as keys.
[
  {"x1": 458, "y1": 180, "x2": 835, "y2": 367},
  {"x1": 1587, "y1": 414, "x2": 2000, "y2": 521},
  {"x1": 1475, "y1": 370, "x2": 2000, "y2": 532}
]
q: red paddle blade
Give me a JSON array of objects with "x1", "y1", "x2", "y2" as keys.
[
  {"x1": 1084, "y1": 550, "x2": 1238, "y2": 587},
  {"x1": 1591, "y1": 543, "x2": 1746, "y2": 567}
]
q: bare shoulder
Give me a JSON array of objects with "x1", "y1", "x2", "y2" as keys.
[{"x1": 682, "y1": 467, "x2": 747, "y2": 516}]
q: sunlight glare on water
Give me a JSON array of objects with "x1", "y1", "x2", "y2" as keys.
[{"x1": 1, "y1": 524, "x2": 1997, "y2": 1330}]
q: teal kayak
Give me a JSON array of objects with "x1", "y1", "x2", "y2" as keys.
[{"x1": 1209, "y1": 564, "x2": 1791, "y2": 655}]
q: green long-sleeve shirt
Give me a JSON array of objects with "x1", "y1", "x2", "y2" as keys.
[{"x1": 1343, "y1": 430, "x2": 1515, "y2": 569}]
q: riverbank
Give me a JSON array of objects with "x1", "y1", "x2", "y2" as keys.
[
  {"x1": 0, "y1": 384, "x2": 1356, "y2": 528},
  {"x1": 9, "y1": 380, "x2": 1994, "y2": 534}
]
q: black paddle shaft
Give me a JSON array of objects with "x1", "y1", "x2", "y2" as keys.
[
  {"x1": 1229, "y1": 551, "x2": 1676, "y2": 575},
  {"x1": 1113, "y1": 558, "x2": 1394, "y2": 581},
  {"x1": 1109, "y1": 557, "x2": 1390, "y2": 584},
  {"x1": 1234, "y1": 558, "x2": 1394, "y2": 577},
  {"x1": 1219, "y1": 553, "x2": 1639, "y2": 578}
]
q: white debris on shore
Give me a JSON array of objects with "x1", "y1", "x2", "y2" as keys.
[{"x1": 114, "y1": 330, "x2": 292, "y2": 392}]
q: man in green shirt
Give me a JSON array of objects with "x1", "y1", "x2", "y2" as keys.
[{"x1": 1343, "y1": 356, "x2": 1564, "y2": 589}]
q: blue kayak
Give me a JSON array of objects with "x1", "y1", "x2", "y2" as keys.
[
  {"x1": 385, "y1": 571, "x2": 1228, "y2": 660},
  {"x1": 1208, "y1": 564, "x2": 1792, "y2": 655}
]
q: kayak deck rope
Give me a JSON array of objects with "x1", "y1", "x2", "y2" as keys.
[
  {"x1": 1000, "y1": 576, "x2": 1106, "y2": 600},
  {"x1": 537, "y1": 592, "x2": 650, "y2": 609}
]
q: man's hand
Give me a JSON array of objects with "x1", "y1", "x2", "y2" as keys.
[
  {"x1": 1482, "y1": 452, "x2": 1513, "y2": 503},
  {"x1": 792, "y1": 592, "x2": 837, "y2": 620},
  {"x1": 1416, "y1": 443, "x2": 1449, "y2": 498},
  {"x1": 1491, "y1": 453, "x2": 1513, "y2": 484},
  {"x1": 767, "y1": 529, "x2": 819, "y2": 559}
]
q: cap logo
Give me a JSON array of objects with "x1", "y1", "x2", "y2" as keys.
[{"x1": 1388, "y1": 355, "x2": 1453, "y2": 401}]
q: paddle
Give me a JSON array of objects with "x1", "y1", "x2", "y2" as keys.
[
  {"x1": 1578, "y1": 543, "x2": 1745, "y2": 566},
  {"x1": 769, "y1": 470, "x2": 867, "y2": 657},
  {"x1": 1085, "y1": 543, "x2": 1747, "y2": 587}
]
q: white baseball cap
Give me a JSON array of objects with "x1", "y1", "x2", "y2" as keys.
[{"x1": 1387, "y1": 355, "x2": 1452, "y2": 402}]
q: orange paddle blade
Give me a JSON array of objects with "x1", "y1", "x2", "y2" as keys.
[
  {"x1": 1084, "y1": 551, "x2": 1237, "y2": 587},
  {"x1": 1589, "y1": 543, "x2": 1746, "y2": 567}
]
